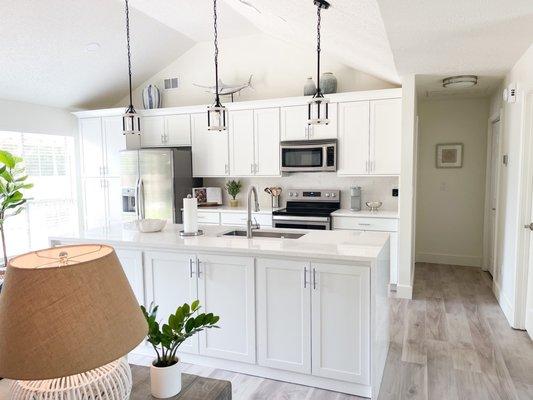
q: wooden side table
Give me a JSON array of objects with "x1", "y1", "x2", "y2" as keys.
[{"x1": 130, "y1": 365, "x2": 232, "y2": 400}]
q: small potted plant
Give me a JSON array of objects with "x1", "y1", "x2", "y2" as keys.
[
  {"x1": 141, "y1": 300, "x2": 220, "y2": 398},
  {"x1": 225, "y1": 180, "x2": 242, "y2": 207}
]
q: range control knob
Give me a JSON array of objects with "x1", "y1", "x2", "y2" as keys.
[
  {"x1": 289, "y1": 192, "x2": 293, "y2": 197},
  {"x1": 325, "y1": 193, "x2": 330, "y2": 197},
  {"x1": 331, "y1": 192, "x2": 336, "y2": 197},
  {"x1": 294, "y1": 192, "x2": 299, "y2": 197}
]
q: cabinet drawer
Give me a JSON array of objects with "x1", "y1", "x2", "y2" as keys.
[
  {"x1": 220, "y1": 212, "x2": 272, "y2": 227},
  {"x1": 197, "y1": 211, "x2": 220, "y2": 225},
  {"x1": 332, "y1": 216, "x2": 398, "y2": 232}
]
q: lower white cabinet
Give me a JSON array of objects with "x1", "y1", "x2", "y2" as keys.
[
  {"x1": 256, "y1": 258, "x2": 370, "y2": 384},
  {"x1": 311, "y1": 262, "x2": 370, "y2": 384},
  {"x1": 144, "y1": 251, "x2": 199, "y2": 355},
  {"x1": 256, "y1": 259, "x2": 311, "y2": 374},
  {"x1": 197, "y1": 253, "x2": 256, "y2": 363},
  {"x1": 115, "y1": 248, "x2": 144, "y2": 306}
]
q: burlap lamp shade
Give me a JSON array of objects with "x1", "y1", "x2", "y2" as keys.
[{"x1": 0, "y1": 244, "x2": 148, "y2": 380}]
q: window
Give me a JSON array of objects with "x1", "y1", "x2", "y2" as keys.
[{"x1": 0, "y1": 131, "x2": 78, "y2": 262}]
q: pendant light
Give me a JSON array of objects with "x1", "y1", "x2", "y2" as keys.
[
  {"x1": 308, "y1": 0, "x2": 330, "y2": 126},
  {"x1": 207, "y1": 0, "x2": 227, "y2": 131},
  {"x1": 122, "y1": 0, "x2": 141, "y2": 135}
]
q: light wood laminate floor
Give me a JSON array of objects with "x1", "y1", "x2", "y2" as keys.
[{"x1": 161, "y1": 263, "x2": 533, "y2": 400}]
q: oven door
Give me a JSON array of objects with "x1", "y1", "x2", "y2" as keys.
[{"x1": 272, "y1": 215, "x2": 331, "y2": 230}]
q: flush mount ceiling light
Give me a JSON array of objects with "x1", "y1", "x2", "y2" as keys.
[
  {"x1": 207, "y1": 0, "x2": 228, "y2": 132},
  {"x1": 442, "y1": 75, "x2": 478, "y2": 89},
  {"x1": 308, "y1": 0, "x2": 331, "y2": 126},
  {"x1": 122, "y1": 0, "x2": 141, "y2": 135}
]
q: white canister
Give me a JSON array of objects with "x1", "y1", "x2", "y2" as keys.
[{"x1": 150, "y1": 361, "x2": 182, "y2": 398}]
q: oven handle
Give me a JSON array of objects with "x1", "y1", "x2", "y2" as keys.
[{"x1": 272, "y1": 215, "x2": 330, "y2": 222}]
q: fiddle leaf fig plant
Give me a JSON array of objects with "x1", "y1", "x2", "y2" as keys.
[
  {"x1": 0, "y1": 150, "x2": 33, "y2": 268},
  {"x1": 141, "y1": 300, "x2": 220, "y2": 367}
]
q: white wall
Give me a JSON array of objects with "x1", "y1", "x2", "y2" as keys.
[
  {"x1": 416, "y1": 98, "x2": 489, "y2": 267},
  {"x1": 119, "y1": 33, "x2": 397, "y2": 109},
  {"x1": 0, "y1": 98, "x2": 76, "y2": 136},
  {"x1": 489, "y1": 44, "x2": 533, "y2": 327},
  {"x1": 204, "y1": 175, "x2": 399, "y2": 211},
  {"x1": 398, "y1": 75, "x2": 418, "y2": 299}
]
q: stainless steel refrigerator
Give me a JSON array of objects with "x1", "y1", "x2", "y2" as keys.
[{"x1": 120, "y1": 147, "x2": 202, "y2": 223}]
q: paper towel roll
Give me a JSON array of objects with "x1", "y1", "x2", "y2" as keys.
[{"x1": 183, "y1": 196, "x2": 198, "y2": 233}]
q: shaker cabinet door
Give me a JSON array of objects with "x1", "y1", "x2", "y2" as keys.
[
  {"x1": 256, "y1": 258, "x2": 311, "y2": 374},
  {"x1": 337, "y1": 101, "x2": 370, "y2": 175},
  {"x1": 281, "y1": 106, "x2": 308, "y2": 141},
  {"x1": 144, "y1": 251, "x2": 199, "y2": 355},
  {"x1": 191, "y1": 113, "x2": 229, "y2": 177},
  {"x1": 370, "y1": 98, "x2": 402, "y2": 175},
  {"x1": 229, "y1": 110, "x2": 255, "y2": 177},
  {"x1": 115, "y1": 248, "x2": 144, "y2": 306},
  {"x1": 197, "y1": 253, "x2": 256, "y2": 363},
  {"x1": 311, "y1": 262, "x2": 370, "y2": 384},
  {"x1": 80, "y1": 118, "x2": 104, "y2": 177},
  {"x1": 254, "y1": 108, "x2": 280, "y2": 176},
  {"x1": 140, "y1": 116, "x2": 165, "y2": 147}
]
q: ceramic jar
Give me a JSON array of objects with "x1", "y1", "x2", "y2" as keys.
[{"x1": 150, "y1": 360, "x2": 181, "y2": 398}]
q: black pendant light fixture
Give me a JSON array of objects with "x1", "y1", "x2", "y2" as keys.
[
  {"x1": 122, "y1": 0, "x2": 141, "y2": 135},
  {"x1": 207, "y1": 0, "x2": 227, "y2": 131},
  {"x1": 308, "y1": 0, "x2": 330, "y2": 126}
]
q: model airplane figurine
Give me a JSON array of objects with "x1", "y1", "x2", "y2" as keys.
[{"x1": 194, "y1": 75, "x2": 253, "y2": 101}]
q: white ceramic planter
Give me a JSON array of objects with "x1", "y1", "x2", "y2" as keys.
[{"x1": 150, "y1": 360, "x2": 182, "y2": 398}]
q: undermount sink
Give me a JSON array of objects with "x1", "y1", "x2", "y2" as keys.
[{"x1": 222, "y1": 230, "x2": 306, "y2": 239}]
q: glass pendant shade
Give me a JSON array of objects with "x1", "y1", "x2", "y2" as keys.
[
  {"x1": 123, "y1": 105, "x2": 141, "y2": 135},
  {"x1": 207, "y1": 104, "x2": 227, "y2": 131},
  {"x1": 308, "y1": 95, "x2": 329, "y2": 125}
]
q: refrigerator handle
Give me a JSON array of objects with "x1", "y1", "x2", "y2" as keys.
[{"x1": 139, "y1": 178, "x2": 146, "y2": 220}]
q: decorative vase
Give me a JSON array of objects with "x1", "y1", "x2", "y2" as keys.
[
  {"x1": 229, "y1": 199, "x2": 239, "y2": 207},
  {"x1": 142, "y1": 84, "x2": 162, "y2": 109},
  {"x1": 150, "y1": 360, "x2": 181, "y2": 398},
  {"x1": 320, "y1": 72, "x2": 338, "y2": 94},
  {"x1": 304, "y1": 77, "x2": 316, "y2": 96}
]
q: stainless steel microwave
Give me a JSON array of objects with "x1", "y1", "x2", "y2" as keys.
[{"x1": 280, "y1": 139, "x2": 337, "y2": 172}]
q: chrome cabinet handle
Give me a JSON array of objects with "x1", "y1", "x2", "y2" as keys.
[
  {"x1": 312, "y1": 268, "x2": 317, "y2": 290},
  {"x1": 196, "y1": 259, "x2": 202, "y2": 277},
  {"x1": 304, "y1": 267, "x2": 308, "y2": 288},
  {"x1": 525, "y1": 223, "x2": 533, "y2": 231},
  {"x1": 251, "y1": 164, "x2": 254, "y2": 174},
  {"x1": 189, "y1": 259, "x2": 195, "y2": 278},
  {"x1": 254, "y1": 163, "x2": 258, "y2": 174},
  {"x1": 358, "y1": 223, "x2": 371, "y2": 226}
]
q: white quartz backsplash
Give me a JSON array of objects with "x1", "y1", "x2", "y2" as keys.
[{"x1": 204, "y1": 174, "x2": 399, "y2": 211}]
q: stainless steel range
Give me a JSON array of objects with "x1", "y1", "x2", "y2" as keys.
[{"x1": 272, "y1": 189, "x2": 340, "y2": 230}]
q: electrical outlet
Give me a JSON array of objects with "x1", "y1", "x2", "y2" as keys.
[{"x1": 392, "y1": 188, "x2": 399, "y2": 197}]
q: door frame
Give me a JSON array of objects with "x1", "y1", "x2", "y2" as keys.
[
  {"x1": 515, "y1": 90, "x2": 533, "y2": 329},
  {"x1": 482, "y1": 111, "x2": 503, "y2": 274}
]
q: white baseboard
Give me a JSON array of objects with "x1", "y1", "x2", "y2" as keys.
[
  {"x1": 492, "y1": 279, "x2": 515, "y2": 327},
  {"x1": 395, "y1": 284, "x2": 413, "y2": 299},
  {"x1": 416, "y1": 252, "x2": 481, "y2": 267}
]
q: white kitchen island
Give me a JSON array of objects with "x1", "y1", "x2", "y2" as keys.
[{"x1": 51, "y1": 224, "x2": 390, "y2": 399}]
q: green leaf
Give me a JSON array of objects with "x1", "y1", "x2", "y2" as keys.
[
  {"x1": 1, "y1": 171, "x2": 13, "y2": 182},
  {"x1": 15, "y1": 175, "x2": 28, "y2": 182},
  {"x1": 185, "y1": 318, "x2": 195, "y2": 333},
  {"x1": 0, "y1": 166, "x2": 5, "y2": 175},
  {"x1": 191, "y1": 299, "x2": 200, "y2": 311},
  {"x1": 195, "y1": 313, "x2": 206, "y2": 328},
  {"x1": 182, "y1": 303, "x2": 190, "y2": 315},
  {"x1": 0, "y1": 150, "x2": 15, "y2": 168}
]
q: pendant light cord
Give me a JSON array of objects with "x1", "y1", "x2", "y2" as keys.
[
  {"x1": 213, "y1": 0, "x2": 221, "y2": 106},
  {"x1": 125, "y1": 0, "x2": 133, "y2": 107},
  {"x1": 316, "y1": 5, "x2": 322, "y2": 97}
]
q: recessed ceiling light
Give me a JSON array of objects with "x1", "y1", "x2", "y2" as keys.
[
  {"x1": 85, "y1": 42, "x2": 101, "y2": 53},
  {"x1": 443, "y1": 75, "x2": 478, "y2": 89}
]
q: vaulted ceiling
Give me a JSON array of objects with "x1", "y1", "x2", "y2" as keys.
[{"x1": 1, "y1": 0, "x2": 532, "y2": 109}]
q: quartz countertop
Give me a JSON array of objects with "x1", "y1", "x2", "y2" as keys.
[
  {"x1": 51, "y1": 223, "x2": 389, "y2": 263},
  {"x1": 331, "y1": 209, "x2": 399, "y2": 219}
]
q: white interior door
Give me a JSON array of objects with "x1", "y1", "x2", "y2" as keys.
[
  {"x1": 256, "y1": 258, "x2": 311, "y2": 374},
  {"x1": 144, "y1": 251, "x2": 199, "y2": 354},
  {"x1": 197, "y1": 253, "x2": 256, "y2": 363},
  {"x1": 229, "y1": 110, "x2": 255, "y2": 176},
  {"x1": 488, "y1": 119, "x2": 501, "y2": 277},
  {"x1": 525, "y1": 94, "x2": 533, "y2": 339}
]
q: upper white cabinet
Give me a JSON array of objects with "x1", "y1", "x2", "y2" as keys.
[
  {"x1": 80, "y1": 116, "x2": 138, "y2": 178},
  {"x1": 229, "y1": 108, "x2": 280, "y2": 177},
  {"x1": 337, "y1": 101, "x2": 370, "y2": 176},
  {"x1": 254, "y1": 108, "x2": 280, "y2": 176},
  {"x1": 197, "y1": 253, "x2": 256, "y2": 363},
  {"x1": 338, "y1": 98, "x2": 401, "y2": 176},
  {"x1": 370, "y1": 99, "x2": 402, "y2": 175},
  {"x1": 256, "y1": 258, "x2": 311, "y2": 374},
  {"x1": 281, "y1": 104, "x2": 337, "y2": 141},
  {"x1": 141, "y1": 114, "x2": 191, "y2": 147},
  {"x1": 191, "y1": 113, "x2": 229, "y2": 177}
]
